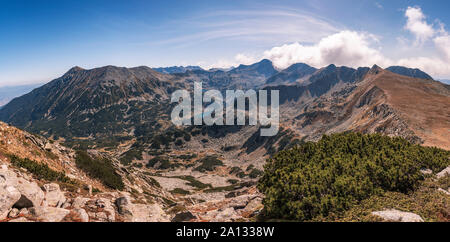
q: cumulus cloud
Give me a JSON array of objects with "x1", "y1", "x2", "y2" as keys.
[
  {"x1": 263, "y1": 31, "x2": 391, "y2": 69},
  {"x1": 404, "y1": 6, "x2": 435, "y2": 45},
  {"x1": 203, "y1": 53, "x2": 259, "y2": 70},
  {"x1": 235, "y1": 54, "x2": 257, "y2": 65},
  {"x1": 259, "y1": 6, "x2": 450, "y2": 78}
]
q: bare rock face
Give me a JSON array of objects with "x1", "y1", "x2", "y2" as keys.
[
  {"x1": 14, "y1": 177, "x2": 45, "y2": 209},
  {"x1": 437, "y1": 166, "x2": 450, "y2": 178},
  {"x1": 0, "y1": 185, "x2": 21, "y2": 220},
  {"x1": 371, "y1": 209, "x2": 424, "y2": 222},
  {"x1": 43, "y1": 183, "x2": 66, "y2": 207}
]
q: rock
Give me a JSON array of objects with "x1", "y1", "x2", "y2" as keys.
[
  {"x1": 8, "y1": 217, "x2": 33, "y2": 222},
  {"x1": 72, "y1": 197, "x2": 89, "y2": 209},
  {"x1": 43, "y1": 183, "x2": 66, "y2": 207},
  {"x1": 213, "y1": 207, "x2": 239, "y2": 222},
  {"x1": 115, "y1": 196, "x2": 169, "y2": 222},
  {"x1": 18, "y1": 208, "x2": 29, "y2": 216},
  {"x1": 14, "y1": 178, "x2": 45, "y2": 209},
  {"x1": 8, "y1": 208, "x2": 19, "y2": 218},
  {"x1": 240, "y1": 197, "x2": 263, "y2": 217},
  {"x1": 371, "y1": 209, "x2": 424, "y2": 222},
  {"x1": 93, "y1": 198, "x2": 115, "y2": 221},
  {"x1": 73, "y1": 208, "x2": 89, "y2": 222},
  {"x1": 171, "y1": 211, "x2": 196, "y2": 222},
  {"x1": 420, "y1": 169, "x2": 432, "y2": 175},
  {"x1": 115, "y1": 196, "x2": 133, "y2": 216},
  {"x1": 37, "y1": 207, "x2": 70, "y2": 222},
  {"x1": 0, "y1": 185, "x2": 21, "y2": 220},
  {"x1": 438, "y1": 188, "x2": 450, "y2": 195},
  {"x1": 437, "y1": 166, "x2": 450, "y2": 178}
]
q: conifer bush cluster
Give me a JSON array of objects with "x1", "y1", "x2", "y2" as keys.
[{"x1": 258, "y1": 132, "x2": 450, "y2": 221}]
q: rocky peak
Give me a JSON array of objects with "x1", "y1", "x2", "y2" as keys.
[{"x1": 367, "y1": 64, "x2": 384, "y2": 75}]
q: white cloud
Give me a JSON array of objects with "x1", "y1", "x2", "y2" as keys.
[
  {"x1": 404, "y1": 6, "x2": 435, "y2": 45},
  {"x1": 235, "y1": 54, "x2": 257, "y2": 65},
  {"x1": 202, "y1": 53, "x2": 259, "y2": 70},
  {"x1": 434, "y1": 33, "x2": 450, "y2": 61},
  {"x1": 202, "y1": 5, "x2": 450, "y2": 78},
  {"x1": 263, "y1": 31, "x2": 391, "y2": 69}
]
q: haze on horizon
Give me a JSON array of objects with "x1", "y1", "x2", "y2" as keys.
[{"x1": 1, "y1": 0, "x2": 450, "y2": 87}]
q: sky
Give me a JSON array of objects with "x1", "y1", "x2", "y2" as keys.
[{"x1": 1, "y1": 0, "x2": 450, "y2": 87}]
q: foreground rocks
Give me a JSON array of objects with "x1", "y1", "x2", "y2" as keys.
[
  {"x1": 371, "y1": 209, "x2": 424, "y2": 222},
  {"x1": 0, "y1": 164, "x2": 170, "y2": 222}
]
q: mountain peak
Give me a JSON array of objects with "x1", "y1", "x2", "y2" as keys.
[
  {"x1": 65, "y1": 66, "x2": 85, "y2": 75},
  {"x1": 386, "y1": 66, "x2": 433, "y2": 80},
  {"x1": 368, "y1": 64, "x2": 384, "y2": 75}
]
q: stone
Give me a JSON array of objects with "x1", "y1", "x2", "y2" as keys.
[
  {"x1": 437, "y1": 166, "x2": 450, "y2": 178},
  {"x1": 0, "y1": 185, "x2": 21, "y2": 220},
  {"x1": 172, "y1": 211, "x2": 196, "y2": 222},
  {"x1": 420, "y1": 169, "x2": 432, "y2": 175},
  {"x1": 14, "y1": 178, "x2": 45, "y2": 209},
  {"x1": 8, "y1": 208, "x2": 19, "y2": 218},
  {"x1": 437, "y1": 188, "x2": 450, "y2": 195},
  {"x1": 72, "y1": 197, "x2": 89, "y2": 209},
  {"x1": 115, "y1": 196, "x2": 169, "y2": 222},
  {"x1": 43, "y1": 183, "x2": 66, "y2": 207},
  {"x1": 371, "y1": 209, "x2": 424, "y2": 222},
  {"x1": 8, "y1": 217, "x2": 33, "y2": 222},
  {"x1": 37, "y1": 207, "x2": 70, "y2": 222},
  {"x1": 73, "y1": 208, "x2": 89, "y2": 222}
]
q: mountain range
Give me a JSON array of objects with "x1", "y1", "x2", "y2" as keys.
[{"x1": 0, "y1": 60, "x2": 449, "y2": 222}]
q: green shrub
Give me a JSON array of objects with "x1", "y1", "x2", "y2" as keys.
[
  {"x1": 258, "y1": 132, "x2": 450, "y2": 221},
  {"x1": 249, "y1": 168, "x2": 264, "y2": 178},
  {"x1": 194, "y1": 156, "x2": 223, "y2": 172},
  {"x1": 8, "y1": 154, "x2": 73, "y2": 184},
  {"x1": 75, "y1": 151, "x2": 124, "y2": 190},
  {"x1": 170, "y1": 188, "x2": 191, "y2": 195}
]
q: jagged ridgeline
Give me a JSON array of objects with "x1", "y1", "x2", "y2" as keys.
[{"x1": 257, "y1": 132, "x2": 450, "y2": 221}]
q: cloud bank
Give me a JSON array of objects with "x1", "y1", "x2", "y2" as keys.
[{"x1": 209, "y1": 6, "x2": 450, "y2": 79}]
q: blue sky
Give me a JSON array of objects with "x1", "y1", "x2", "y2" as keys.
[{"x1": 1, "y1": 0, "x2": 450, "y2": 87}]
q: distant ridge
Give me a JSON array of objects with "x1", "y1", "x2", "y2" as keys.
[
  {"x1": 386, "y1": 66, "x2": 433, "y2": 80},
  {"x1": 153, "y1": 65, "x2": 203, "y2": 74}
]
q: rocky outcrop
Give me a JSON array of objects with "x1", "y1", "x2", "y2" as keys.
[
  {"x1": 437, "y1": 166, "x2": 450, "y2": 178},
  {"x1": 371, "y1": 209, "x2": 424, "y2": 222},
  {"x1": 0, "y1": 184, "x2": 21, "y2": 220},
  {"x1": 43, "y1": 183, "x2": 66, "y2": 207}
]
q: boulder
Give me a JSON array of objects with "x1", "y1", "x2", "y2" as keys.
[
  {"x1": 172, "y1": 211, "x2": 196, "y2": 222},
  {"x1": 43, "y1": 183, "x2": 66, "y2": 207},
  {"x1": 37, "y1": 207, "x2": 70, "y2": 222},
  {"x1": 8, "y1": 208, "x2": 19, "y2": 218},
  {"x1": 72, "y1": 197, "x2": 89, "y2": 209},
  {"x1": 371, "y1": 209, "x2": 424, "y2": 222},
  {"x1": 73, "y1": 208, "x2": 89, "y2": 222},
  {"x1": 14, "y1": 178, "x2": 45, "y2": 209},
  {"x1": 437, "y1": 166, "x2": 450, "y2": 178},
  {"x1": 0, "y1": 185, "x2": 21, "y2": 220}
]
